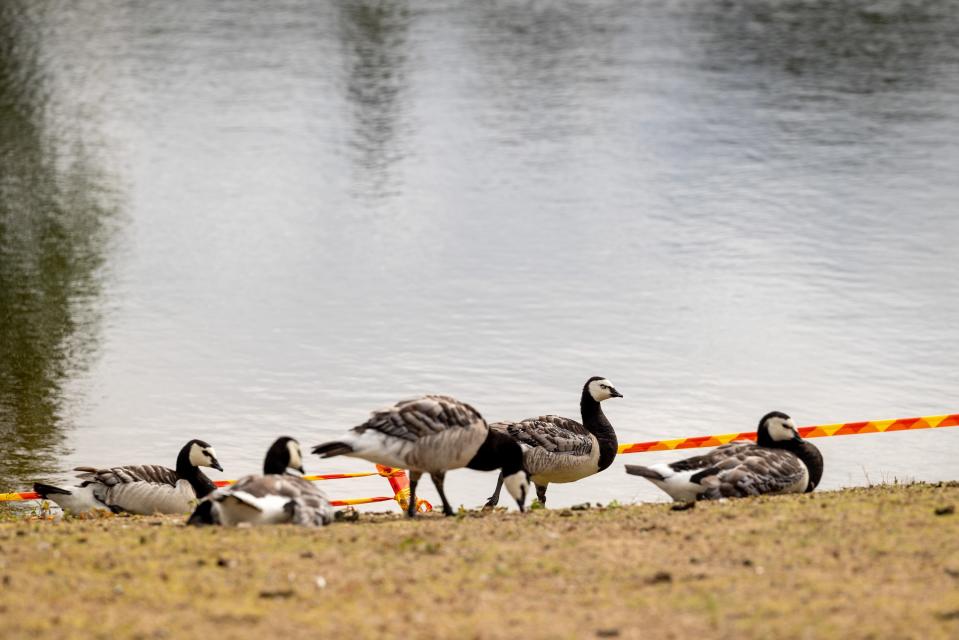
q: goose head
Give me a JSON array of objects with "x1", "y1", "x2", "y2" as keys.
[
  {"x1": 486, "y1": 430, "x2": 531, "y2": 512},
  {"x1": 185, "y1": 439, "x2": 223, "y2": 471},
  {"x1": 585, "y1": 376, "x2": 623, "y2": 402},
  {"x1": 264, "y1": 436, "x2": 305, "y2": 475},
  {"x1": 757, "y1": 411, "x2": 800, "y2": 446}
]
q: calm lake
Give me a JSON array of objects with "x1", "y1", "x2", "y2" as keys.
[{"x1": 2, "y1": 0, "x2": 958, "y2": 509}]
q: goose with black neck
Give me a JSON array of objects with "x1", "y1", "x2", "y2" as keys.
[
  {"x1": 188, "y1": 436, "x2": 334, "y2": 527},
  {"x1": 312, "y1": 394, "x2": 530, "y2": 516},
  {"x1": 625, "y1": 411, "x2": 824, "y2": 501},
  {"x1": 484, "y1": 376, "x2": 623, "y2": 509},
  {"x1": 32, "y1": 439, "x2": 223, "y2": 515}
]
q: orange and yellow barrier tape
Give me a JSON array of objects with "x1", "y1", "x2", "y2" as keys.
[
  {"x1": 618, "y1": 413, "x2": 959, "y2": 454},
  {"x1": 1, "y1": 464, "x2": 433, "y2": 512}
]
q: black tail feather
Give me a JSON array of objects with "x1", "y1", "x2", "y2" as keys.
[
  {"x1": 311, "y1": 442, "x2": 354, "y2": 458},
  {"x1": 624, "y1": 465, "x2": 664, "y2": 481},
  {"x1": 33, "y1": 483, "x2": 72, "y2": 497}
]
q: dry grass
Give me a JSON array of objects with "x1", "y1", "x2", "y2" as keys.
[{"x1": 1, "y1": 483, "x2": 958, "y2": 640}]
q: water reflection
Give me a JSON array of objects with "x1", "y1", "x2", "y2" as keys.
[
  {"x1": 338, "y1": 0, "x2": 411, "y2": 201},
  {"x1": 692, "y1": 0, "x2": 955, "y2": 95},
  {"x1": 0, "y1": 2, "x2": 117, "y2": 491}
]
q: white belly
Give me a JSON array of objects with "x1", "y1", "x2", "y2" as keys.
[
  {"x1": 216, "y1": 493, "x2": 292, "y2": 526},
  {"x1": 346, "y1": 428, "x2": 484, "y2": 474},
  {"x1": 47, "y1": 484, "x2": 111, "y2": 514},
  {"x1": 647, "y1": 466, "x2": 705, "y2": 502}
]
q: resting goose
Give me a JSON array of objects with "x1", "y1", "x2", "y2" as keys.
[
  {"x1": 312, "y1": 394, "x2": 530, "y2": 516},
  {"x1": 625, "y1": 411, "x2": 824, "y2": 501},
  {"x1": 32, "y1": 439, "x2": 222, "y2": 515},
  {"x1": 484, "y1": 376, "x2": 622, "y2": 509},
  {"x1": 188, "y1": 437, "x2": 333, "y2": 527}
]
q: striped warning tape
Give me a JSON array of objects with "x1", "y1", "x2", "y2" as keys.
[
  {"x1": 617, "y1": 413, "x2": 959, "y2": 454},
  {"x1": 0, "y1": 464, "x2": 432, "y2": 511}
]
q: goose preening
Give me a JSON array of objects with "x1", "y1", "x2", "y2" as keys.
[
  {"x1": 188, "y1": 437, "x2": 334, "y2": 527},
  {"x1": 625, "y1": 411, "x2": 824, "y2": 501},
  {"x1": 312, "y1": 395, "x2": 530, "y2": 517},
  {"x1": 484, "y1": 376, "x2": 622, "y2": 509},
  {"x1": 32, "y1": 439, "x2": 222, "y2": 515}
]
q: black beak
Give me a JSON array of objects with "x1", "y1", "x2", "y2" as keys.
[
  {"x1": 610, "y1": 388, "x2": 623, "y2": 398},
  {"x1": 210, "y1": 459, "x2": 224, "y2": 472}
]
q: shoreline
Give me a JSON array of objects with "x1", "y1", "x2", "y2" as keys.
[{"x1": 2, "y1": 482, "x2": 958, "y2": 639}]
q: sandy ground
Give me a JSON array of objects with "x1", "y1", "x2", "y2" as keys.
[{"x1": 1, "y1": 483, "x2": 957, "y2": 640}]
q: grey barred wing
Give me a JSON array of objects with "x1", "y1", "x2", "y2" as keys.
[
  {"x1": 669, "y1": 442, "x2": 756, "y2": 473},
  {"x1": 74, "y1": 464, "x2": 178, "y2": 487},
  {"x1": 356, "y1": 395, "x2": 485, "y2": 441},
  {"x1": 494, "y1": 416, "x2": 593, "y2": 456},
  {"x1": 701, "y1": 448, "x2": 807, "y2": 498},
  {"x1": 232, "y1": 475, "x2": 334, "y2": 526}
]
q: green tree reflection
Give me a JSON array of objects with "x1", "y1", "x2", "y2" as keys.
[{"x1": 0, "y1": 2, "x2": 118, "y2": 493}]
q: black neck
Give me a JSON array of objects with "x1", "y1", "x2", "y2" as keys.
[
  {"x1": 467, "y1": 430, "x2": 524, "y2": 476},
  {"x1": 758, "y1": 435, "x2": 824, "y2": 492},
  {"x1": 176, "y1": 450, "x2": 216, "y2": 498},
  {"x1": 580, "y1": 388, "x2": 618, "y2": 471},
  {"x1": 263, "y1": 440, "x2": 291, "y2": 475}
]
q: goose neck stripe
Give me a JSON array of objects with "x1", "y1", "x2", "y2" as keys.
[{"x1": 617, "y1": 413, "x2": 959, "y2": 454}]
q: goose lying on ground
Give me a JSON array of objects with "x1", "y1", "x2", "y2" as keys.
[
  {"x1": 312, "y1": 394, "x2": 530, "y2": 516},
  {"x1": 32, "y1": 439, "x2": 222, "y2": 515},
  {"x1": 625, "y1": 411, "x2": 824, "y2": 501},
  {"x1": 188, "y1": 436, "x2": 334, "y2": 527},
  {"x1": 484, "y1": 376, "x2": 622, "y2": 509}
]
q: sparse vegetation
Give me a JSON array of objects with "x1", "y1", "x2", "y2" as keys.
[{"x1": 1, "y1": 483, "x2": 958, "y2": 639}]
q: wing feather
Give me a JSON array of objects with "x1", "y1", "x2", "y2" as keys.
[
  {"x1": 355, "y1": 395, "x2": 485, "y2": 442},
  {"x1": 698, "y1": 448, "x2": 807, "y2": 499},
  {"x1": 214, "y1": 474, "x2": 334, "y2": 526},
  {"x1": 491, "y1": 416, "x2": 593, "y2": 455},
  {"x1": 74, "y1": 464, "x2": 178, "y2": 487}
]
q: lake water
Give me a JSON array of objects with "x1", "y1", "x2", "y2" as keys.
[{"x1": 2, "y1": 0, "x2": 958, "y2": 510}]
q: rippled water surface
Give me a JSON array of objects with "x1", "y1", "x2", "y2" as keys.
[{"x1": 2, "y1": 0, "x2": 958, "y2": 508}]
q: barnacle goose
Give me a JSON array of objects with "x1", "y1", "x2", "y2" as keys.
[
  {"x1": 312, "y1": 395, "x2": 530, "y2": 516},
  {"x1": 625, "y1": 411, "x2": 824, "y2": 501},
  {"x1": 484, "y1": 376, "x2": 622, "y2": 509},
  {"x1": 32, "y1": 439, "x2": 222, "y2": 515},
  {"x1": 188, "y1": 437, "x2": 334, "y2": 527}
]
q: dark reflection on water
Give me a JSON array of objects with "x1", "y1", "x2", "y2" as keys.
[
  {"x1": 0, "y1": 2, "x2": 117, "y2": 491},
  {"x1": 693, "y1": 0, "x2": 958, "y2": 94},
  {"x1": 339, "y1": 0, "x2": 410, "y2": 200}
]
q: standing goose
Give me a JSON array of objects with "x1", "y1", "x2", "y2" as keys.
[
  {"x1": 312, "y1": 395, "x2": 530, "y2": 517},
  {"x1": 484, "y1": 376, "x2": 623, "y2": 509},
  {"x1": 32, "y1": 439, "x2": 222, "y2": 515},
  {"x1": 188, "y1": 437, "x2": 334, "y2": 527},
  {"x1": 625, "y1": 411, "x2": 824, "y2": 501}
]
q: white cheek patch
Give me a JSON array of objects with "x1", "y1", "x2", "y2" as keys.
[
  {"x1": 588, "y1": 379, "x2": 614, "y2": 402},
  {"x1": 287, "y1": 441, "x2": 303, "y2": 471},
  {"x1": 189, "y1": 443, "x2": 206, "y2": 467},
  {"x1": 768, "y1": 420, "x2": 792, "y2": 442},
  {"x1": 503, "y1": 471, "x2": 529, "y2": 508}
]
